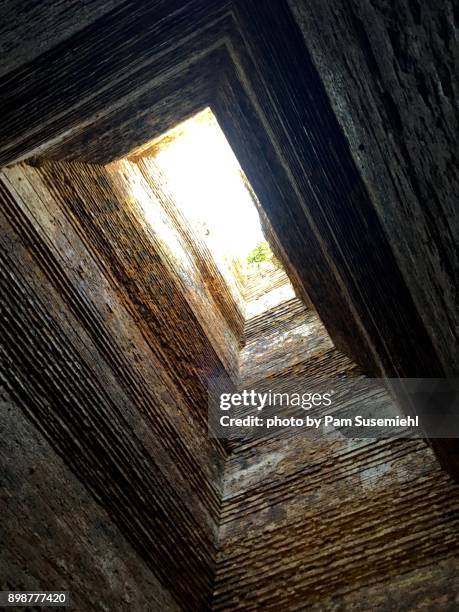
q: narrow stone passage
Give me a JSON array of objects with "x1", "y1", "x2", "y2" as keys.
[{"x1": 1, "y1": 2, "x2": 459, "y2": 609}]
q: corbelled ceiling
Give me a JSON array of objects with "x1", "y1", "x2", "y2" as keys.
[{"x1": 0, "y1": 0, "x2": 457, "y2": 610}]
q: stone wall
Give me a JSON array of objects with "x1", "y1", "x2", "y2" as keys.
[
  {"x1": 289, "y1": 0, "x2": 459, "y2": 376},
  {"x1": 0, "y1": 396, "x2": 179, "y2": 612},
  {"x1": 214, "y1": 297, "x2": 459, "y2": 610},
  {"x1": 0, "y1": 158, "x2": 241, "y2": 610},
  {"x1": 0, "y1": 1, "x2": 458, "y2": 607},
  {"x1": 0, "y1": 0, "x2": 127, "y2": 77}
]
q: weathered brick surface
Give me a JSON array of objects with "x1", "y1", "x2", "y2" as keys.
[
  {"x1": 0, "y1": 1, "x2": 457, "y2": 608},
  {"x1": 0, "y1": 396, "x2": 180, "y2": 612},
  {"x1": 289, "y1": 0, "x2": 459, "y2": 376},
  {"x1": 0, "y1": 159, "x2": 239, "y2": 610},
  {"x1": 214, "y1": 299, "x2": 459, "y2": 610}
]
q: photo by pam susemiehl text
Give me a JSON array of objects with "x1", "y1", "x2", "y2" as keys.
[{"x1": 219, "y1": 412, "x2": 419, "y2": 429}]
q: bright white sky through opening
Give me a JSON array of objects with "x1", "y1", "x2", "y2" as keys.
[{"x1": 151, "y1": 108, "x2": 265, "y2": 264}]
